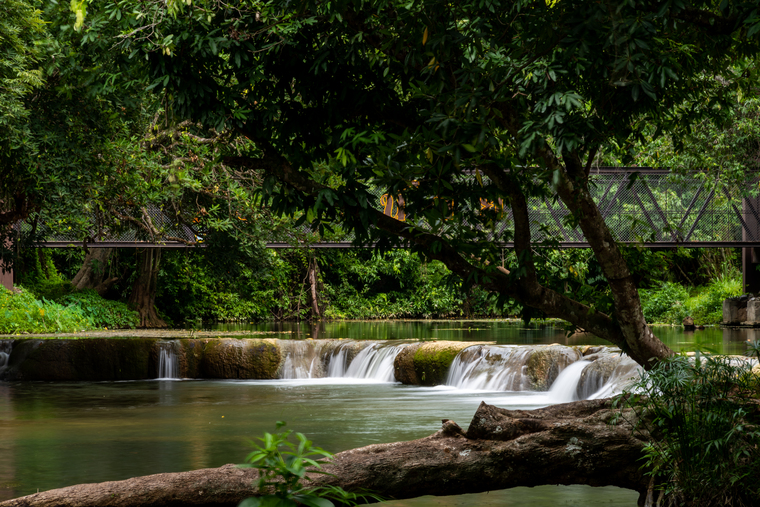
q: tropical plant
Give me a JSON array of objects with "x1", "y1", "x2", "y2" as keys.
[
  {"x1": 238, "y1": 422, "x2": 383, "y2": 507},
  {"x1": 619, "y1": 354, "x2": 760, "y2": 507},
  {"x1": 0, "y1": 287, "x2": 91, "y2": 334}
]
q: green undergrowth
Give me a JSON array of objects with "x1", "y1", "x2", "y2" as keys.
[
  {"x1": 619, "y1": 354, "x2": 760, "y2": 506},
  {"x1": 640, "y1": 276, "x2": 741, "y2": 325},
  {"x1": 0, "y1": 287, "x2": 138, "y2": 334},
  {"x1": 0, "y1": 287, "x2": 90, "y2": 334}
]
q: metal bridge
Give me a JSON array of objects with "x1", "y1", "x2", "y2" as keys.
[{"x1": 6, "y1": 167, "x2": 760, "y2": 291}]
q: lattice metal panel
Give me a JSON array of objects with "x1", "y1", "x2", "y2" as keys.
[
  {"x1": 365, "y1": 169, "x2": 759, "y2": 247},
  {"x1": 22, "y1": 204, "x2": 198, "y2": 247},
  {"x1": 29, "y1": 169, "x2": 760, "y2": 248}
]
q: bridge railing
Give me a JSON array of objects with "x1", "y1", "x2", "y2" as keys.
[{"x1": 21, "y1": 168, "x2": 760, "y2": 248}]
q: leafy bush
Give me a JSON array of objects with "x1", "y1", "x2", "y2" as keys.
[
  {"x1": 686, "y1": 275, "x2": 742, "y2": 325},
  {"x1": 238, "y1": 422, "x2": 383, "y2": 507},
  {"x1": 620, "y1": 355, "x2": 760, "y2": 507},
  {"x1": 0, "y1": 287, "x2": 91, "y2": 334},
  {"x1": 640, "y1": 276, "x2": 742, "y2": 325},
  {"x1": 58, "y1": 289, "x2": 138, "y2": 329},
  {"x1": 640, "y1": 282, "x2": 690, "y2": 324}
]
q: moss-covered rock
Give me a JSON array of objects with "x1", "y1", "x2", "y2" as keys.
[
  {"x1": 411, "y1": 341, "x2": 474, "y2": 386},
  {"x1": 525, "y1": 345, "x2": 582, "y2": 391},
  {"x1": 178, "y1": 339, "x2": 205, "y2": 378},
  {"x1": 200, "y1": 338, "x2": 281, "y2": 379},
  {"x1": 4, "y1": 338, "x2": 156, "y2": 381},
  {"x1": 393, "y1": 343, "x2": 422, "y2": 384}
]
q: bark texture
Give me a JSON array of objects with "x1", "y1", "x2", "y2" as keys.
[
  {"x1": 0, "y1": 400, "x2": 649, "y2": 507},
  {"x1": 128, "y1": 249, "x2": 167, "y2": 328},
  {"x1": 71, "y1": 248, "x2": 118, "y2": 296},
  {"x1": 307, "y1": 257, "x2": 321, "y2": 319}
]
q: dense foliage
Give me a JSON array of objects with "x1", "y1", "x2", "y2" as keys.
[
  {"x1": 62, "y1": 0, "x2": 760, "y2": 365},
  {"x1": 621, "y1": 355, "x2": 760, "y2": 506},
  {"x1": 0, "y1": 287, "x2": 90, "y2": 334}
]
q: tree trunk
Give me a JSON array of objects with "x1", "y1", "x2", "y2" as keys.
[
  {"x1": 308, "y1": 257, "x2": 320, "y2": 320},
  {"x1": 128, "y1": 249, "x2": 167, "y2": 328},
  {"x1": 71, "y1": 248, "x2": 118, "y2": 296},
  {"x1": 0, "y1": 400, "x2": 652, "y2": 507}
]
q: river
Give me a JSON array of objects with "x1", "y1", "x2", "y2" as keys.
[{"x1": 1, "y1": 321, "x2": 757, "y2": 504}]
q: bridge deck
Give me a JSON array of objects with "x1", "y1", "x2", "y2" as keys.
[{"x1": 24, "y1": 168, "x2": 760, "y2": 249}]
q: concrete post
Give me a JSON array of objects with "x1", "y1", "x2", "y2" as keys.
[{"x1": 742, "y1": 196, "x2": 760, "y2": 294}]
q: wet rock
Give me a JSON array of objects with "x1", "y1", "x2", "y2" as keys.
[
  {"x1": 746, "y1": 298, "x2": 760, "y2": 324},
  {"x1": 3, "y1": 338, "x2": 156, "y2": 381},
  {"x1": 393, "y1": 342, "x2": 422, "y2": 384},
  {"x1": 581, "y1": 346, "x2": 605, "y2": 356},
  {"x1": 525, "y1": 345, "x2": 582, "y2": 391},
  {"x1": 200, "y1": 338, "x2": 281, "y2": 379},
  {"x1": 412, "y1": 341, "x2": 475, "y2": 386},
  {"x1": 723, "y1": 297, "x2": 748, "y2": 324},
  {"x1": 575, "y1": 354, "x2": 621, "y2": 399}
]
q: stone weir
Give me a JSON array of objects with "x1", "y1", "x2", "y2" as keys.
[{"x1": 0, "y1": 338, "x2": 640, "y2": 401}]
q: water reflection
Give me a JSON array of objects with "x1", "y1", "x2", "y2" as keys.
[{"x1": 213, "y1": 320, "x2": 757, "y2": 356}]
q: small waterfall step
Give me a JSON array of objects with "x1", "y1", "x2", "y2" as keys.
[
  {"x1": 157, "y1": 342, "x2": 179, "y2": 379},
  {"x1": 277, "y1": 340, "x2": 410, "y2": 381}
]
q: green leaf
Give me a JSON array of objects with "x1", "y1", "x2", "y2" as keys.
[{"x1": 292, "y1": 495, "x2": 334, "y2": 507}]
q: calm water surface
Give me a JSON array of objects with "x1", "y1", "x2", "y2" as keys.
[{"x1": 3, "y1": 320, "x2": 757, "y2": 504}]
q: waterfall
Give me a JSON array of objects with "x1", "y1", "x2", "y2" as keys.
[
  {"x1": 157, "y1": 342, "x2": 179, "y2": 379},
  {"x1": 545, "y1": 360, "x2": 591, "y2": 403},
  {"x1": 445, "y1": 344, "x2": 642, "y2": 400},
  {"x1": 277, "y1": 340, "x2": 408, "y2": 381},
  {"x1": 278, "y1": 340, "x2": 327, "y2": 379},
  {"x1": 576, "y1": 351, "x2": 640, "y2": 400},
  {"x1": 343, "y1": 343, "x2": 406, "y2": 381},
  {"x1": 445, "y1": 345, "x2": 535, "y2": 390}
]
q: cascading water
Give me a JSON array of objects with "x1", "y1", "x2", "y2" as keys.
[
  {"x1": 343, "y1": 342, "x2": 406, "y2": 382},
  {"x1": 444, "y1": 344, "x2": 641, "y2": 401},
  {"x1": 157, "y1": 342, "x2": 179, "y2": 379},
  {"x1": 445, "y1": 345, "x2": 536, "y2": 390},
  {"x1": 277, "y1": 340, "x2": 409, "y2": 381}
]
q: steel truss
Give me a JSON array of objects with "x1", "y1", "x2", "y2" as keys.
[{"x1": 26, "y1": 168, "x2": 760, "y2": 249}]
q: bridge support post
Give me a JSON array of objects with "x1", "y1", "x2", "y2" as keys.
[
  {"x1": 1, "y1": 237, "x2": 12, "y2": 291},
  {"x1": 742, "y1": 196, "x2": 760, "y2": 294}
]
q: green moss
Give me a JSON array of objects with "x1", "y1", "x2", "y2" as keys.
[
  {"x1": 200, "y1": 338, "x2": 281, "y2": 379},
  {"x1": 412, "y1": 342, "x2": 472, "y2": 386}
]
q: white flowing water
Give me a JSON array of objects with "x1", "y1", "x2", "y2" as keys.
[
  {"x1": 157, "y1": 342, "x2": 179, "y2": 379},
  {"x1": 278, "y1": 340, "x2": 409, "y2": 381},
  {"x1": 342, "y1": 343, "x2": 406, "y2": 381},
  {"x1": 443, "y1": 344, "x2": 640, "y2": 401},
  {"x1": 272, "y1": 340, "x2": 641, "y2": 400},
  {"x1": 445, "y1": 345, "x2": 537, "y2": 391}
]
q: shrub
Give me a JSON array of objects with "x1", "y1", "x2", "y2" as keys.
[
  {"x1": 640, "y1": 282, "x2": 689, "y2": 324},
  {"x1": 686, "y1": 275, "x2": 742, "y2": 325},
  {"x1": 57, "y1": 289, "x2": 138, "y2": 329},
  {"x1": 0, "y1": 287, "x2": 91, "y2": 334},
  {"x1": 620, "y1": 355, "x2": 760, "y2": 507}
]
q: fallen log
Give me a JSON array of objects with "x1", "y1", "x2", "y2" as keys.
[{"x1": 0, "y1": 399, "x2": 650, "y2": 507}]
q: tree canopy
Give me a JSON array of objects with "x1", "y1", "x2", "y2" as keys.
[{"x1": 48, "y1": 0, "x2": 760, "y2": 364}]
